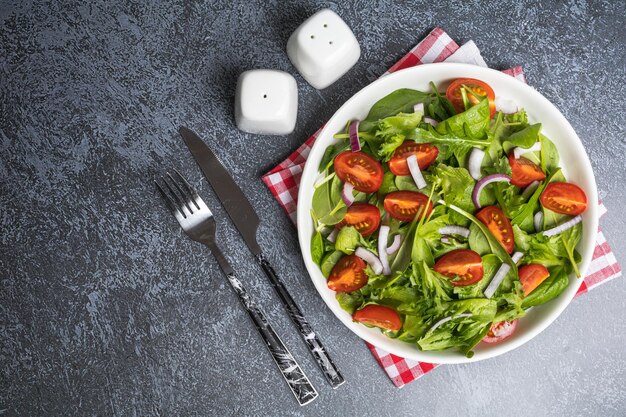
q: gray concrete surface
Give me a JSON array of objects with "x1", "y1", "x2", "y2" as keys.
[{"x1": 1, "y1": 0, "x2": 625, "y2": 416}]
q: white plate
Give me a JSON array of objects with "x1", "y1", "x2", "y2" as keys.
[{"x1": 297, "y1": 63, "x2": 598, "y2": 364}]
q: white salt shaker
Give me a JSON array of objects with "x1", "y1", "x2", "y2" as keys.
[
  {"x1": 287, "y1": 9, "x2": 360, "y2": 89},
  {"x1": 234, "y1": 69, "x2": 298, "y2": 135}
]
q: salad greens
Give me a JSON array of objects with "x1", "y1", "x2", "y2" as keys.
[{"x1": 310, "y1": 80, "x2": 586, "y2": 357}]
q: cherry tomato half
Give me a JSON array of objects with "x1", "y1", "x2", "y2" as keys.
[
  {"x1": 519, "y1": 264, "x2": 550, "y2": 296},
  {"x1": 336, "y1": 203, "x2": 381, "y2": 237},
  {"x1": 540, "y1": 182, "x2": 588, "y2": 216},
  {"x1": 353, "y1": 304, "x2": 402, "y2": 331},
  {"x1": 334, "y1": 151, "x2": 384, "y2": 193},
  {"x1": 446, "y1": 78, "x2": 496, "y2": 117},
  {"x1": 327, "y1": 255, "x2": 368, "y2": 293},
  {"x1": 383, "y1": 191, "x2": 433, "y2": 222},
  {"x1": 482, "y1": 320, "x2": 518, "y2": 344},
  {"x1": 433, "y1": 249, "x2": 484, "y2": 286},
  {"x1": 388, "y1": 141, "x2": 439, "y2": 176},
  {"x1": 508, "y1": 153, "x2": 546, "y2": 188},
  {"x1": 476, "y1": 206, "x2": 515, "y2": 254}
]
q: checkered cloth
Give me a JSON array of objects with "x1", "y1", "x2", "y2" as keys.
[{"x1": 261, "y1": 27, "x2": 622, "y2": 388}]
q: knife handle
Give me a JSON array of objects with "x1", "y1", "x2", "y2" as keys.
[
  {"x1": 224, "y1": 271, "x2": 318, "y2": 406},
  {"x1": 257, "y1": 253, "x2": 345, "y2": 389}
]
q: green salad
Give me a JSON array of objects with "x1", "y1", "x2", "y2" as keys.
[{"x1": 310, "y1": 78, "x2": 588, "y2": 357}]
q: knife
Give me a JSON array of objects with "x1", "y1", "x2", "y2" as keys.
[{"x1": 180, "y1": 126, "x2": 345, "y2": 388}]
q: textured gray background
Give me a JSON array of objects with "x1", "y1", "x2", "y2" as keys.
[{"x1": 1, "y1": 0, "x2": 625, "y2": 416}]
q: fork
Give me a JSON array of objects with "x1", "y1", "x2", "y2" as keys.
[{"x1": 155, "y1": 170, "x2": 318, "y2": 406}]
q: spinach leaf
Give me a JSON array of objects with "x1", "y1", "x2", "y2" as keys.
[
  {"x1": 395, "y1": 175, "x2": 419, "y2": 191},
  {"x1": 468, "y1": 223, "x2": 491, "y2": 255},
  {"x1": 540, "y1": 133, "x2": 559, "y2": 175},
  {"x1": 312, "y1": 175, "x2": 348, "y2": 225},
  {"x1": 320, "y1": 251, "x2": 343, "y2": 278},
  {"x1": 379, "y1": 171, "x2": 398, "y2": 194},
  {"x1": 360, "y1": 89, "x2": 430, "y2": 131},
  {"x1": 311, "y1": 231, "x2": 325, "y2": 265},
  {"x1": 502, "y1": 123, "x2": 542, "y2": 150},
  {"x1": 335, "y1": 226, "x2": 360, "y2": 254},
  {"x1": 319, "y1": 139, "x2": 349, "y2": 171},
  {"x1": 390, "y1": 217, "x2": 419, "y2": 274}
]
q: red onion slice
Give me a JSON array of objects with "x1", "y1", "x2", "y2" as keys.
[
  {"x1": 406, "y1": 154, "x2": 427, "y2": 189},
  {"x1": 378, "y1": 225, "x2": 391, "y2": 275},
  {"x1": 472, "y1": 174, "x2": 511, "y2": 209},
  {"x1": 349, "y1": 120, "x2": 361, "y2": 152},
  {"x1": 521, "y1": 180, "x2": 540, "y2": 199},
  {"x1": 342, "y1": 182, "x2": 355, "y2": 207},
  {"x1": 439, "y1": 225, "x2": 470, "y2": 238},
  {"x1": 468, "y1": 148, "x2": 485, "y2": 180},
  {"x1": 483, "y1": 262, "x2": 512, "y2": 299},
  {"x1": 327, "y1": 228, "x2": 338, "y2": 243},
  {"x1": 511, "y1": 251, "x2": 524, "y2": 264},
  {"x1": 513, "y1": 142, "x2": 541, "y2": 159},
  {"x1": 542, "y1": 215, "x2": 583, "y2": 237},
  {"x1": 533, "y1": 211, "x2": 544, "y2": 232},
  {"x1": 355, "y1": 247, "x2": 383, "y2": 275},
  {"x1": 386, "y1": 234, "x2": 402, "y2": 254},
  {"x1": 427, "y1": 313, "x2": 474, "y2": 334},
  {"x1": 413, "y1": 102, "x2": 424, "y2": 114},
  {"x1": 423, "y1": 117, "x2": 439, "y2": 127},
  {"x1": 440, "y1": 236, "x2": 452, "y2": 245}
]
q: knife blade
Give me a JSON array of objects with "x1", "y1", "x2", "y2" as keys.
[
  {"x1": 179, "y1": 127, "x2": 261, "y2": 255},
  {"x1": 180, "y1": 127, "x2": 345, "y2": 388}
]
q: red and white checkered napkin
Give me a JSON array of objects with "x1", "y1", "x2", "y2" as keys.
[{"x1": 261, "y1": 28, "x2": 622, "y2": 387}]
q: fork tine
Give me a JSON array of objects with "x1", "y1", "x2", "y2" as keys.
[
  {"x1": 162, "y1": 174, "x2": 189, "y2": 218},
  {"x1": 172, "y1": 169, "x2": 201, "y2": 210},
  {"x1": 155, "y1": 179, "x2": 182, "y2": 216},
  {"x1": 165, "y1": 172, "x2": 195, "y2": 214}
]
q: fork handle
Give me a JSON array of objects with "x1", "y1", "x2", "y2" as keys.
[
  {"x1": 224, "y1": 272, "x2": 318, "y2": 406},
  {"x1": 257, "y1": 253, "x2": 345, "y2": 389}
]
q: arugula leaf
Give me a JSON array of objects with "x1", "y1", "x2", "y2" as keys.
[
  {"x1": 360, "y1": 89, "x2": 431, "y2": 131},
  {"x1": 435, "y1": 98, "x2": 491, "y2": 139}
]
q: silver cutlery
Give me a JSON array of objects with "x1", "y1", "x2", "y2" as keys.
[
  {"x1": 155, "y1": 170, "x2": 318, "y2": 406},
  {"x1": 179, "y1": 127, "x2": 345, "y2": 389}
]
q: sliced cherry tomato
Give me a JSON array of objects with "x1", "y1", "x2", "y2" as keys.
[
  {"x1": 433, "y1": 249, "x2": 484, "y2": 286},
  {"x1": 476, "y1": 206, "x2": 515, "y2": 254},
  {"x1": 334, "y1": 151, "x2": 383, "y2": 193},
  {"x1": 519, "y1": 264, "x2": 550, "y2": 296},
  {"x1": 383, "y1": 191, "x2": 433, "y2": 222},
  {"x1": 388, "y1": 141, "x2": 439, "y2": 176},
  {"x1": 352, "y1": 304, "x2": 402, "y2": 331},
  {"x1": 336, "y1": 203, "x2": 381, "y2": 237},
  {"x1": 446, "y1": 78, "x2": 496, "y2": 117},
  {"x1": 483, "y1": 320, "x2": 518, "y2": 344},
  {"x1": 327, "y1": 255, "x2": 368, "y2": 293},
  {"x1": 540, "y1": 182, "x2": 588, "y2": 215},
  {"x1": 508, "y1": 153, "x2": 546, "y2": 188}
]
